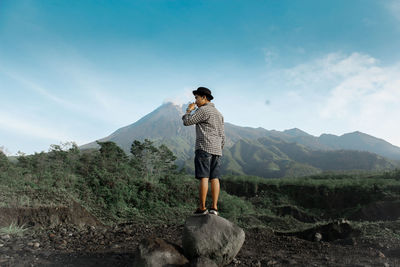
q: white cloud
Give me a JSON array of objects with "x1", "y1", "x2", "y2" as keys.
[
  {"x1": 163, "y1": 87, "x2": 195, "y2": 107},
  {"x1": 264, "y1": 52, "x2": 400, "y2": 146},
  {"x1": 283, "y1": 52, "x2": 378, "y2": 90}
]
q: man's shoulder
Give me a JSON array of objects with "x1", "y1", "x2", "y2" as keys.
[{"x1": 200, "y1": 103, "x2": 223, "y2": 117}]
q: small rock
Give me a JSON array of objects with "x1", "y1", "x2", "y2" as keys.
[
  {"x1": 267, "y1": 260, "x2": 277, "y2": 266},
  {"x1": 111, "y1": 244, "x2": 120, "y2": 249},
  {"x1": 40, "y1": 251, "x2": 52, "y2": 257},
  {"x1": 11, "y1": 243, "x2": 24, "y2": 250},
  {"x1": 49, "y1": 233, "x2": 56, "y2": 239},
  {"x1": 27, "y1": 242, "x2": 34, "y2": 247},
  {"x1": 232, "y1": 258, "x2": 241, "y2": 265},
  {"x1": 33, "y1": 242, "x2": 40, "y2": 248},
  {"x1": 314, "y1": 232, "x2": 322, "y2": 242},
  {"x1": 0, "y1": 243, "x2": 4, "y2": 247},
  {"x1": 1, "y1": 235, "x2": 11, "y2": 240},
  {"x1": 384, "y1": 263, "x2": 389, "y2": 267},
  {"x1": 378, "y1": 251, "x2": 385, "y2": 258}
]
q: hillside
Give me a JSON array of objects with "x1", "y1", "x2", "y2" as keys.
[{"x1": 80, "y1": 102, "x2": 400, "y2": 177}]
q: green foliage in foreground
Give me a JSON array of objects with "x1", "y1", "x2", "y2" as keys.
[
  {"x1": 0, "y1": 222, "x2": 28, "y2": 236},
  {"x1": 1, "y1": 142, "x2": 400, "y2": 234}
]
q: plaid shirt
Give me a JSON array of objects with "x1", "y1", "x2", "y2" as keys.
[{"x1": 182, "y1": 102, "x2": 225, "y2": 156}]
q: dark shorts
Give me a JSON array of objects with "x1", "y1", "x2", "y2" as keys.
[{"x1": 194, "y1": 149, "x2": 221, "y2": 180}]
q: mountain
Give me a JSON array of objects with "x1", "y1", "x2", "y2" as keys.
[
  {"x1": 318, "y1": 132, "x2": 400, "y2": 161},
  {"x1": 80, "y1": 102, "x2": 400, "y2": 177}
]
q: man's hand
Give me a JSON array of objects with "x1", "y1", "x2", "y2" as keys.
[{"x1": 186, "y1": 103, "x2": 196, "y2": 113}]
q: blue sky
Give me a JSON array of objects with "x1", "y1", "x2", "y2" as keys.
[{"x1": 1, "y1": 0, "x2": 400, "y2": 154}]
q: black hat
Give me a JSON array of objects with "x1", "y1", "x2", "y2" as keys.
[{"x1": 192, "y1": 87, "x2": 214, "y2": 100}]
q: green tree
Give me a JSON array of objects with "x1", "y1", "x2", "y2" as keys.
[
  {"x1": 130, "y1": 139, "x2": 178, "y2": 181},
  {"x1": 97, "y1": 141, "x2": 129, "y2": 172},
  {"x1": 130, "y1": 139, "x2": 158, "y2": 179},
  {"x1": 0, "y1": 151, "x2": 9, "y2": 171}
]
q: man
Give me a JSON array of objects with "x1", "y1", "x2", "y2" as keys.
[{"x1": 182, "y1": 87, "x2": 225, "y2": 216}]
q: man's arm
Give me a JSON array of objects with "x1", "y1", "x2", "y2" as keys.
[
  {"x1": 221, "y1": 117, "x2": 225, "y2": 150},
  {"x1": 182, "y1": 108, "x2": 209, "y2": 126}
]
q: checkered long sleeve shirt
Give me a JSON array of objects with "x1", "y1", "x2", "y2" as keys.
[{"x1": 182, "y1": 102, "x2": 225, "y2": 156}]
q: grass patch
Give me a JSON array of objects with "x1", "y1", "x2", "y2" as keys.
[{"x1": 0, "y1": 222, "x2": 28, "y2": 236}]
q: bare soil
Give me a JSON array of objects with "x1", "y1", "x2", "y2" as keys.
[{"x1": 0, "y1": 206, "x2": 399, "y2": 267}]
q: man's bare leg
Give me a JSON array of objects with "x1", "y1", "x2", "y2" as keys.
[
  {"x1": 199, "y1": 178, "x2": 209, "y2": 210},
  {"x1": 211, "y1": 178, "x2": 220, "y2": 210}
]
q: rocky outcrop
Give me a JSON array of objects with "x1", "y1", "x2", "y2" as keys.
[
  {"x1": 182, "y1": 214, "x2": 245, "y2": 266},
  {"x1": 276, "y1": 219, "x2": 360, "y2": 242}
]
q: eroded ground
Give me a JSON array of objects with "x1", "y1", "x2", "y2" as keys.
[{"x1": 1, "y1": 220, "x2": 399, "y2": 267}]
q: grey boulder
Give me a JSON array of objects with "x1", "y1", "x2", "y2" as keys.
[
  {"x1": 134, "y1": 237, "x2": 189, "y2": 267},
  {"x1": 190, "y1": 256, "x2": 218, "y2": 267},
  {"x1": 183, "y1": 215, "x2": 245, "y2": 266}
]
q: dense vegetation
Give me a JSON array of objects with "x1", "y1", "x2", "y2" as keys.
[
  {"x1": 1, "y1": 141, "x2": 400, "y2": 233},
  {"x1": 0, "y1": 140, "x2": 198, "y2": 224}
]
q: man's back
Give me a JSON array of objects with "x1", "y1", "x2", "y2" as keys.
[{"x1": 182, "y1": 102, "x2": 225, "y2": 156}]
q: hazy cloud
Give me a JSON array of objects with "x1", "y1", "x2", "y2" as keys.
[
  {"x1": 2, "y1": 70, "x2": 76, "y2": 109},
  {"x1": 163, "y1": 87, "x2": 195, "y2": 107},
  {"x1": 0, "y1": 110, "x2": 72, "y2": 142},
  {"x1": 386, "y1": 0, "x2": 400, "y2": 21},
  {"x1": 270, "y1": 52, "x2": 400, "y2": 146}
]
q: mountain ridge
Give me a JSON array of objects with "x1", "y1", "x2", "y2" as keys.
[{"x1": 80, "y1": 102, "x2": 400, "y2": 177}]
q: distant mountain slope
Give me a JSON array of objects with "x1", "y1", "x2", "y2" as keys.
[
  {"x1": 264, "y1": 128, "x2": 400, "y2": 161},
  {"x1": 80, "y1": 102, "x2": 195, "y2": 165},
  {"x1": 318, "y1": 132, "x2": 400, "y2": 161},
  {"x1": 80, "y1": 102, "x2": 400, "y2": 177},
  {"x1": 182, "y1": 137, "x2": 397, "y2": 178}
]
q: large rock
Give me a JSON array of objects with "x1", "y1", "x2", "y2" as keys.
[
  {"x1": 183, "y1": 215, "x2": 245, "y2": 266},
  {"x1": 133, "y1": 237, "x2": 189, "y2": 267},
  {"x1": 190, "y1": 257, "x2": 218, "y2": 267}
]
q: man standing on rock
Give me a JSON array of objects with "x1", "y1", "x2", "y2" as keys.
[{"x1": 182, "y1": 87, "x2": 225, "y2": 216}]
